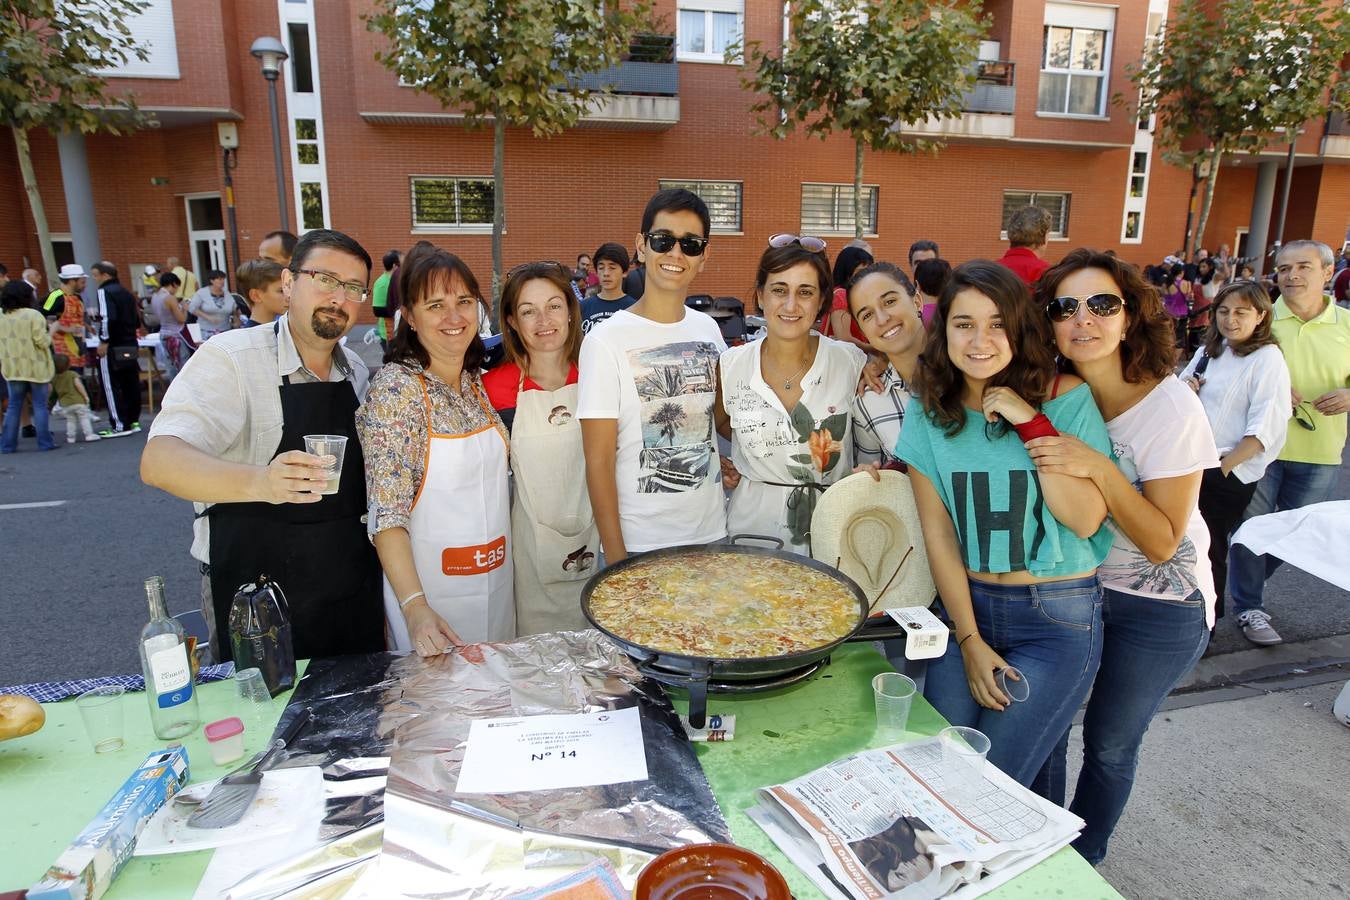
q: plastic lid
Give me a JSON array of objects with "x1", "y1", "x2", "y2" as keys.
[{"x1": 204, "y1": 717, "x2": 244, "y2": 741}]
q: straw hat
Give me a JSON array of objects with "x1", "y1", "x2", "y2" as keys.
[
  {"x1": 811, "y1": 470, "x2": 935, "y2": 613},
  {"x1": 58, "y1": 264, "x2": 86, "y2": 280}
]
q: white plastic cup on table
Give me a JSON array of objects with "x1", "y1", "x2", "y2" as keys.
[
  {"x1": 302, "y1": 434, "x2": 347, "y2": 495},
  {"x1": 234, "y1": 667, "x2": 273, "y2": 745},
  {"x1": 872, "y1": 672, "x2": 917, "y2": 741},
  {"x1": 996, "y1": 666, "x2": 1030, "y2": 703},
  {"x1": 939, "y1": 725, "x2": 991, "y2": 803},
  {"x1": 76, "y1": 685, "x2": 126, "y2": 753}
]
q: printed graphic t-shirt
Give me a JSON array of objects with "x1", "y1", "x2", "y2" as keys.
[
  {"x1": 896, "y1": 383, "x2": 1114, "y2": 578},
  {"x1": 578, "y1": 308, "x2": 728, "y2": 552},
  {"x1": 580, "y1": 294, "x2": 638, "y2": 335},
  {"x1": 1097, "y1": 376, "x2": 1219, "y2": 624}
]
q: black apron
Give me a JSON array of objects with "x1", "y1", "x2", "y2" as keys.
[{"x1": 207, "y1": 353, "x2": 384, "y2": 662}]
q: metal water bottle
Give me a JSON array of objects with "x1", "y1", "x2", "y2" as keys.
[{"x1": 227, "y1": 575, "x2": 296, "y2": 698}]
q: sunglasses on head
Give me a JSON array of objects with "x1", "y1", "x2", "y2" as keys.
[
  {"x1": 1046, "y1": 292, "x2": 1125, "y2": 322},
  {"x1": 644, "y1": 231, "x2": 708, "y2": 256},
  {"x1": 768, "y1": 233, "x2": 828, "y2": 253}
]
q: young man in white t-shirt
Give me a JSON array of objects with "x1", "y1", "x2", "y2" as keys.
[{"x1": 579, "y1": 189, "x2": 728, "y2": 561}]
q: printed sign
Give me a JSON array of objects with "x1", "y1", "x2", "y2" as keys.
[{"x1": 442, "y1": 536, "x2": 507, "y2": 576}]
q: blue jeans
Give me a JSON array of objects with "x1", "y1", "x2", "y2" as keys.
[
  {"x1": 1, "y1": 380, "x2": 54, "y2": 452},
  {"x1": 1036, "y1": 588, "x2": 1208, "y2": 865},
  {"x1": 1228, "y1": 459, "x2": 1340, "y2": 614},
  {"x1": 924, "y1": 575, "x2": 1103, "y2": 793}
]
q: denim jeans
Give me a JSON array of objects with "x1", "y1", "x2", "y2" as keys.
[
  {"x1": 1035, "y1": 588, "x2": 1208, "y2": 865},
  {"x1": 1228, "y1": 459, "x2": 1340, "y2": 614},
  {"x1": 1, "y1": 380, "x2": 54, "y2": 452},
  {"x1": 924, "y1": 575, "x2": 1103, "y2": 793}
]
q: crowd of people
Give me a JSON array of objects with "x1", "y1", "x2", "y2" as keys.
[{"x1": 3, "y1": 186, "x2": 1345, "y2": 865}]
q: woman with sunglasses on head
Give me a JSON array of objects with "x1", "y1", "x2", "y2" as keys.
[
  {"x1": 356, "y1": 247, "x2": 514, "y2": 658},
  {"x1": 713, "y1": 235, "x2": 866, "y2": 553},
  {"x1": 895, "y1": 261, "x2": 1113, "y2": 792},
  {"x1": 483, "y1": 262, "x2": 597, "y2": 635},
  {"x1": 846, "y1": 262, "x2": 924, "y2": 469},
  {"x1": 1025, "y1": 249, "x2": 1219, "y2": 864},
  {"x1": 1179, "y1": 280, "x2": 1289, "y2": 625}
]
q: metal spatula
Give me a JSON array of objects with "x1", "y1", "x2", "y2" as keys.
[{"x1": 188, "y1": 707, "x2": 311, "y2": 829}]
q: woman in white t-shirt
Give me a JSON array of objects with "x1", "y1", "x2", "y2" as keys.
[
  {"x1": 1179, "y1": 280, "x2": 1290, "y2": 623},
  {"x1": 1024, "y1": 249, "x2": 1218, "y2": 865},
  {"x1": 715, "y1": 235, "x2": 866, "y2": 554}
]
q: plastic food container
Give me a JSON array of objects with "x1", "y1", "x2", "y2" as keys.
[{"x1": 203, "y1": 717, "x2": 245, "y2": 765}]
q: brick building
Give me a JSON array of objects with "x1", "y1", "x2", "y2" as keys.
[{"x1": 3, "y1": 0, "x2": 1347, "y2": 322}]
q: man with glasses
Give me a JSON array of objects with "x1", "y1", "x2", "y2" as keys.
[
  {"x1": 141, "y1": 229, "x2": 384, "y2": 663},
  {"x1": 1228, "y1": 240, "x2": 1350, "y2": 646},
  {"x1": 579, "y1": 188, "x2": 728, "y2": 562}
]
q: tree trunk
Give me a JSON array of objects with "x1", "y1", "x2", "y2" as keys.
[
  {"x1": 853, "y1": 138, "x2": 865, "y2": 240},
  {"x1": 13, "y1": 127, "x2": 59, "y2": 284},
  {"x1": 1192, "y1": 146, "x2": 1223, "y2": 260},
  {"x1": 491, "y1": 115, "x2": 505, "y2": 330}
]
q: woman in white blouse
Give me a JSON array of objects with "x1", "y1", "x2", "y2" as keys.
[
  {"x1": 1179, "y1": 279, "x2": 1290, "y2": 621},
  {"x1": 715, "y1": 235, "x2": 866, "y2": 554}
]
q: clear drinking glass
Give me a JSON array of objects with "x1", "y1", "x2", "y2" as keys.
[
  {"x1": 303, "y1": 434, "x2": 347, "y2": 495},
  {"x1": 872, "y1": 672, "x2": 917, "y2": 741},
  {"x1": 939, "y1": 725, "x2": 991, "y2": 804},
  {"x1": 76, "y1": 686, "x2": 126, "y2": 753}
]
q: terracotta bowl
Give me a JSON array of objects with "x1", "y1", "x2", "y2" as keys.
[{"x1": 634, "y1": 843, "x2": 792, "y2": 900}]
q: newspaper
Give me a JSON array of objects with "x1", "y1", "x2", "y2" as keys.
[{"x1": 746, "y1": 737, "x2": 1083, "y2": 900}]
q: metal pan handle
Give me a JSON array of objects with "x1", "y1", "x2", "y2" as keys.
[{"x1": 728, "y1": 533, "x2": 785, "y2": 549}]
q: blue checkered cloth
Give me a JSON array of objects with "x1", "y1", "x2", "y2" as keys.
[{"x1": 2, "y1": 663, "x2": 237, "y2": 703}]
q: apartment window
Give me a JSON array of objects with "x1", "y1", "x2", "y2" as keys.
[
  {"x1": 295, "y1": 118, "x2": 320, "y2": 165},
  {"x1": 288, "y1": 22, "x2": 314, "y2": 93},
  {"x1": 411, "y1": 176, "x2": 495, "y2": 230},
  {"x1": 1129, "y1": 152, "x2": 1148, "y2": 198},
  {"x1": 677, "y1": 0, "x2": 742, "y2": 62},
  {"x1": 1038, "y1": 4, "x2": 1114, "y2": 116},
  {"x1": 800, "y1": 183, "x2": 878, "y2": 236},
  {"x1": 1001, "y1": 191, "x2": 1070, "y2": 239},
  {"x1": 658, "y1": 179, "x2": 742, "y2": 233},
  {"x1": 300, "y1": 182, "x2": 325, "y2": 230},
  {"x1": 1124, "y1": 210, "x2": 1142, "y2": 241}
]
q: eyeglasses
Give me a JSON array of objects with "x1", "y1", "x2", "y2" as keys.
[
  {"x1": 1293, "y1": 401, "x2": 1316, "y2": 432},
  {"x1": 294, "y1": 268, "x2": 368, "y2": 303},
  {"x1": 1046, "y1": 292, "x2": 1125, "y2": 322},
  {"x1": 768, "y1": 233, "x2": 828, "y2": 253},
  {"x1": 644, "y1": 231, "x2": 709, "y2": 257}
]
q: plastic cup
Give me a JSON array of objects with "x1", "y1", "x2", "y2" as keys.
[
  {"x1": 939, "y1": 726, "x2": 991, "y2": 803},
  {"x1": 996, "y1": 666, "x2": 1030, "y2": 703},
  {"x1": 303, "y1": 434, "x2": 347, "y2": 495},
  {"x1": 76, "y1": 686, "x2": 125, "y2": 753},
  {"x1": 872, "y1": 672, "x2": 917, "y2": 741},
  {"x1": 234, "y1": 667, "x2": 274, "y2": 745}
]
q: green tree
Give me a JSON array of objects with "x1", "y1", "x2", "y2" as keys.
[
  {"x1": 366, "y1": 0, "x2": 653, "y2": 312},
  {"x1": 736, "y1": 0, "x2": 985, "y2": 238},
  {"x1": 1, "y1": 0, "x2": 149, "y2": 282},
  {"x1": 1129, "y1": 0, "x2": 1350, "y2": 259}
]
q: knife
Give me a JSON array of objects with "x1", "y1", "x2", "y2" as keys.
[{"x1": 188, "y1": 707, "x2": 311, "y2": 829}]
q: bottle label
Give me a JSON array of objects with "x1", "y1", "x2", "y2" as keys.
[{"x1": 149, "y1": 643, "x2": 193, "y2": 709}]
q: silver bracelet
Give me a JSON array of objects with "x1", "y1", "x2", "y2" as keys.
[{"x1": 399, "y1": 590, "x2": 426, "y2": 610}]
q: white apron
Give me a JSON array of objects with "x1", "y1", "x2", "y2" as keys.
[
  {"x1": 510, "y1": 378, "x2": 599, "y2": 635},
  {"x1": 384, "y1": 375, "x2": 514, "y2": 649}
]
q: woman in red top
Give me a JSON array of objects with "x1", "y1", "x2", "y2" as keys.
[
  {"x1": 482, "y1": 262, "x2": 596, "y2": 635},
  {"x1": 821, "y1": 244, "x2": 873, "y2": 350}
]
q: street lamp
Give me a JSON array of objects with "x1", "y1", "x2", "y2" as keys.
[{"x1": 250, "y1": 36, "x2": 291, "y2": 233}]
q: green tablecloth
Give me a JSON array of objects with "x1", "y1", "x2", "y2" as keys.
[{"x1": 0, "y1": 649, "x2": 1122, "y2": 898}]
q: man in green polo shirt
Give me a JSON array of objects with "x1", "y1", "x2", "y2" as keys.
[{"x1": 1230, "y1": 240, "x2": 1350, "y2": 646}]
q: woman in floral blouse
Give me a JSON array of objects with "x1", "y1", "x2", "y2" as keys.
[
  {"x1": 715, "y1": 235, "x2": 866, "y2": 554},
  {"x1": 355, "y1": 246, "x2": 513, "y2": 657}
]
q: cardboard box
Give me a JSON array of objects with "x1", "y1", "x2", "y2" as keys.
[{"x1": 29, "y1": 746, "x2": 190, "y2": 900}]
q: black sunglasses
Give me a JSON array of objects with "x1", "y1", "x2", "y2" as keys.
[
  {"x1": 644, "y1": 231, "x2": 709, "y2": 257},
  {"x1": 1046, "y1": 292, "x2": 1125, "y2": 322},
  {"x1": 1293, "y1": 401, "x2": 1316, "y2": 432}
]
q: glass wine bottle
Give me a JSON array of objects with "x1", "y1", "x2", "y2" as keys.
[{"x1": 139, "y1": 575, "x2": 200, "y2": 740}]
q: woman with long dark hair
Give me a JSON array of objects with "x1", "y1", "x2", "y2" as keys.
[
  {"x1": 895, "y1": 260, "x2": 1112, "y2": 791},
  {"x1": 1027, "y1": 248, "x2": 1219, "y2": 863},
  {"x1": 483, "y1": 261, "x2": 596, "y2": 634},
  {"x1": 821, "y1": 243, "x2": 874, "y2": 350},
  {"x1": 356, "y1": 247, "x2": 513, "y2": 655},
  {"x1": 1180, "y1": 279, "x2": 1289, "y2": 622}
]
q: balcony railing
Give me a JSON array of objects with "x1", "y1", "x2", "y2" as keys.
[
  {"x1": 962, "y1": 59, "x2": 1015, "y2": 115},
  {"x1": 564, "y1": 33, "x2": 677, "y2": 97},
  {"x1": 1327, "y1": 111, "x2": 1350, "y2": 136}
]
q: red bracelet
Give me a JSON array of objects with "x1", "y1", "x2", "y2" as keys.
[{"x1": 1014, "y1": 413, "x2": 1059, "y2": 442}]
